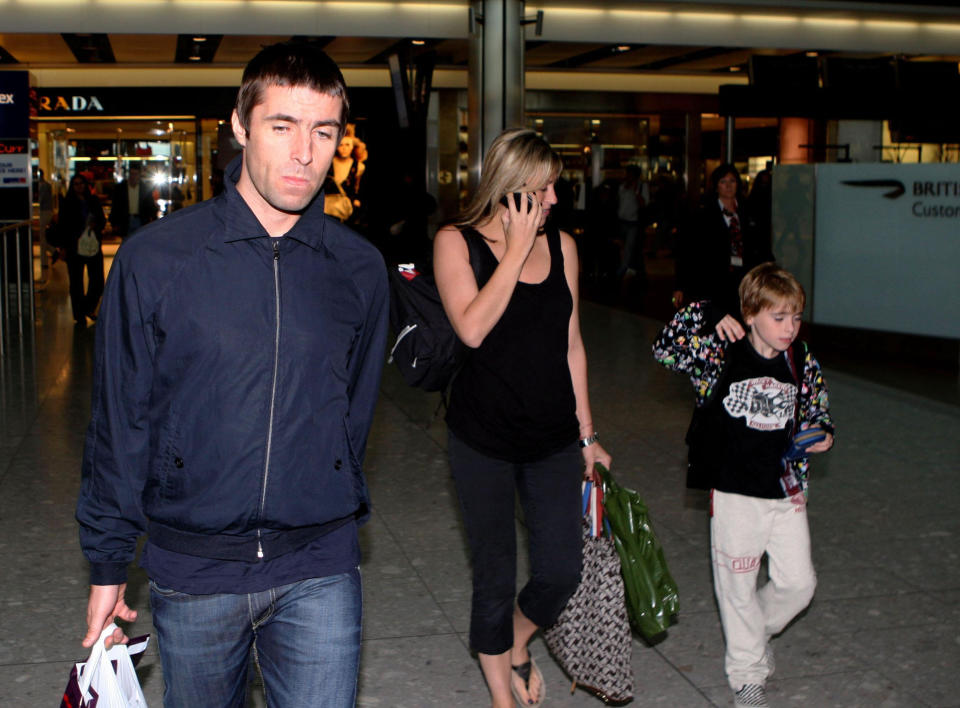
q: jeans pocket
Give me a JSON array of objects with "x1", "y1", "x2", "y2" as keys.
[{"x1": 149, "y1": 578, "x2": 188, "y2": 599}]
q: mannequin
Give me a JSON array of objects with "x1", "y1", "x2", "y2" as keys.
[{"x1": 331, "y1": 134, "x2": 365, "y2": 207}]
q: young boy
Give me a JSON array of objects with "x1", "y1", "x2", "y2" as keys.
[{"x1": 653, "y1": 263, "x2": 834, "y2": 708}]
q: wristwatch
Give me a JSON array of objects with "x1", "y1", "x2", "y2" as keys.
[{"x1": 578, "y1": 432, "x2": 599, "y2": 448}]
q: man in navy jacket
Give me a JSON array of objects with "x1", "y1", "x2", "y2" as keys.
[{"x1": 76, "y1": 42, "x2": 388, "y2": 707}]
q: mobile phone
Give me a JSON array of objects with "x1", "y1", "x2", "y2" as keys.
[{"x1": 500, "y1": 192, "x2": 536, "y2": 210}]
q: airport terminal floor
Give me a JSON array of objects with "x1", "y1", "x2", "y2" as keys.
[{"x1": 1, "y1": 252, "x2": 958, "y2": 707}]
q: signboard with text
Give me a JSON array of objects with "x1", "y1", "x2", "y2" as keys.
[
  {"x1": 0, "y1": 139, "x2": 30, "y2": 221},
  {"x1": 0, "y1": 71, "x2": 29, "y2": 137},
  {"x1": 0, "y1": 71, "x2": 30, "y2": 222},
  {"x1": 814, "y1": 163, "x2": 960, "y2": 339}
]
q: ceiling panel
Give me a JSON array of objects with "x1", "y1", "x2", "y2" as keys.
[
  {"x1": 678, "y1": 49, "x2": 755, "y2": 72},
  {"x1": 324, "y1": 36, "x2": 399, "y2": 64},
  {"x1": 111, "y1": 35, "x2": 178, "y2": 64},
  {"x1": 591, "y1": 45, "x2": 711, "y2": 70},
  {"x1": 430, "y1": 39, "x2": 468, "y2": 66},
  {"x1": 0, "y1": 33, "x2": 75, "y2": 64},
  {"x1": 214, "y1": 35, "x2": 292, "y2": 63},
  {"x1": 0, "y1": 32, "x2": 955, "y2": 79},
  {"x1": 525, "y1": 42, "x2": 607, "y2": 67}
]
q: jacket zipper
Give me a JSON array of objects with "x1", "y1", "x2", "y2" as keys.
[{"x1": 257, "y1": 239, "x2": 282, "y2": 559}]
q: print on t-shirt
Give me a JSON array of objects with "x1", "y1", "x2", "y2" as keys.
[{"x1": 722, "y1": 376, "x2": 796, "y2": 431}]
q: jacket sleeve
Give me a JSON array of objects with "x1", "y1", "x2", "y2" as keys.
[
  {"x1": 652, "y1": 301, "x2": 727, "y2": 400},
  {"x1": 798, "y1": 346, "x2": 834, "y2": 435},
  {"x1": 76, "y1": 252, "x2": 155, "y2": 585},
  {"x1": 345, "y1": 257, "x2": 389, "y2": 466}
]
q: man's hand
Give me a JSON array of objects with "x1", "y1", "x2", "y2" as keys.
[{"x1": 83, "y1": 584, "x2": 137, "y2": 649}]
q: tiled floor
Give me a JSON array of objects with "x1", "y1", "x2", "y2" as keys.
[{"x1": 2, "y1": 259, "x2": 958, "y2": 707}]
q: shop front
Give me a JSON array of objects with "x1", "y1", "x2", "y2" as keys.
[{"x1": 33, "y1": 86, "x2": 238, "y2": 230}]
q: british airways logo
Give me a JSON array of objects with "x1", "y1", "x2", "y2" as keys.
[
  {"x1": 844, "y1": 177, "x2": 960, "y2": 218},
  {"x1": 841, "y1": 179, "x2": 905, "y2": 199}
]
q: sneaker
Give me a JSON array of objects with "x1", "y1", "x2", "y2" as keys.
[{"x1": 734, "y1": 683, "x2": 770, "y2": 707}]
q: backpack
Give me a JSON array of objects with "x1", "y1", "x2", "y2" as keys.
[
  {"x1": 685, "y1": 338, "x2": 806, "y2": 490},
  {"x1": 387, "y1": 228, "x2": 488, "y2": 392}
]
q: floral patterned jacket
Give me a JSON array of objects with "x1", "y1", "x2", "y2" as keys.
[{"x1": 652, "y1": 301, "x2": 834, "y2": 493}]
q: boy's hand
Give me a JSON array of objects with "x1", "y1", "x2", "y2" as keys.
[
  {"x1": 805, "y1": 432, "x2": 833, "y2": 454},
  {"x1": 715, "y1": 314, "x2": 745, "y2": 342}
]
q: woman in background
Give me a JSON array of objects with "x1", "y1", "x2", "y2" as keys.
[
  {"x1": 673, "y1": 163, "x2": 772, "y2": 319},
  {"x1": 56, "y1": 174, "x2": 106, "y2": 324}
]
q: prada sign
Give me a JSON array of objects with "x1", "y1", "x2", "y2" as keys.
[
  {"x1": 36, "y1": 86, "x2": 239, "y2": 118},
  {"x1": 38, "y1": 94, "x2": 105, "y2": 112}
]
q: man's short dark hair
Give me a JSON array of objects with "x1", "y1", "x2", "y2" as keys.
[{"x1": 235, "y1": 42, "x2": 349, "y2": 138}]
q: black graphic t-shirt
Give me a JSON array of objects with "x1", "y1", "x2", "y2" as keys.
[{"x1": 710, "y1": 338, "x2": 796, "y2": 498}]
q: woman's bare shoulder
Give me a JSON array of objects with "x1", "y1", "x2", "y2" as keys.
[
  {"x1": 434, "y1": 224, "x2": 469, "y2": 259},
  {"x1": 558, "y1": 229, "x2": 577, "y2": 253}
]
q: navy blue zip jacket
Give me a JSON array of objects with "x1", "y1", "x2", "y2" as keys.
[{"x1": 77, "y1": 156, "x2": 389, "y2": 586}]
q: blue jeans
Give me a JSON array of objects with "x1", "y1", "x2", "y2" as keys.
[{"x1": 149, "y1": 570, "x2": 362, "y2": 708}]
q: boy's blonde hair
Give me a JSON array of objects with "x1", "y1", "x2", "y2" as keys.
[{"x1": 739, "y1": 262, "x2": 806, "y2": 319}]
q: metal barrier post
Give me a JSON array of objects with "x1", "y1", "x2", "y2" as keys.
[
  {"x1": 0, "y1": 220, "x2": 35, "y2": 358},
  {"x1": 27, "y1": 224, "x2": 35, "y2": 319},
  {"x1": 15, "y1": 224, "x2": 23, "y2": 336},
  {"x1": 1, "y1": 225, "x2": 8, "y2": 359}
]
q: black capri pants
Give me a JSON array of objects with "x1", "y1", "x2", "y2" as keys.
[{"x1": 448, "y1": 431, "x2": 583, "y2": 655}]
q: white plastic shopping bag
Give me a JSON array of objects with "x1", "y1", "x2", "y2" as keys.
[{"x1": 60, "y1": 623, "x2": 150, "y2": 708}]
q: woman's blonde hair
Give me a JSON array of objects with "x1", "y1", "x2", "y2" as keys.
[{"x1": 455, "y1": 129, "x2": 562, "y2": 229}]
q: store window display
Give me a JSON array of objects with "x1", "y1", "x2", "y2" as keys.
[{"x1": 323, "y1": 123, "x2": 367, "y2": 223}]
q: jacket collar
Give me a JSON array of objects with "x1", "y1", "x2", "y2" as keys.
[{"x1": 220, "y1": 154, "x2": 327, "y2": 250}]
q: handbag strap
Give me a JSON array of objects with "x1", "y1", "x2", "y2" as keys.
[{"x1": 581, "y1": 481, "x2": 605, "y2": 538}]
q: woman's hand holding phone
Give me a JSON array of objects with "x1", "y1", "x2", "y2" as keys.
[{"x1": 500, "y1": 191, "x2": 540, "y2": 260}]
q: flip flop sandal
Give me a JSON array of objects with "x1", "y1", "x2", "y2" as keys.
[{"x1": 511, "y1": 656, "x2": 545, "y2": 707}]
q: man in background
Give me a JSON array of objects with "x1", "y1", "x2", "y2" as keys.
[{"x1": 109, "y1": 163, "x2": 157, "y2": 238}]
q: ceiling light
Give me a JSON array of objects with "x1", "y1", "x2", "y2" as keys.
[
  {"x1": 411, "y1": 39, "x2": 426, "y2": 46},
  {"x1": 729, "y1": 66, "x2": 742, "y2": 72},
  {"x1": 193, "y1": 37, "x2": 207, "y2": 42},
  {"x1": 806, "y1": 51, "x2": 819, "y2": 57},
  {"x1": 742, "y1": 15, "x2": 798, "y2": 24},
  {"x1": 616, "y1": 45, "x2": 631, "y2": 52},
  {"x1": 802, "y1": 17, "x2": 860, "y2": 28}
]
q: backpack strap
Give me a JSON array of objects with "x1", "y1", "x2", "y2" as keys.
[
  {"x1": 431, "y1": 227, "x2": 489, "y2": 417},
  {"x1": 459, "y1": 226, "x2": 495, "y2": 288},
  {"x1": 784, "y1": 339, "x2": 807, "y2": 434}
]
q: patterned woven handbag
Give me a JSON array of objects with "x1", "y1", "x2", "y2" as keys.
[{"x1": 544, "y1": 482, "x2": 634, "y2": 705}]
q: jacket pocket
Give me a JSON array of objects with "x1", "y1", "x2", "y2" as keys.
[
  {"x1": 341, "y1": 417, "x2": 367, "y2": 503},
  {"x1": 155, "y1": 407, "x2": 184, "y2": 502}
]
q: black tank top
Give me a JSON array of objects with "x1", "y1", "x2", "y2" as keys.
[{"x1": 445, "y1": 224, "x2": 579, "y2": 462}]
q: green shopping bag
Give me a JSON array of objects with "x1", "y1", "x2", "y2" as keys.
[{"x1": 595, "y1": 463, "x2": 679, "y2": 640}]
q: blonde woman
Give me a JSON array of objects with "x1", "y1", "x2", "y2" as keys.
[{"x1": 434, "y1": 129, "x2": 611, "y2": 708}]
